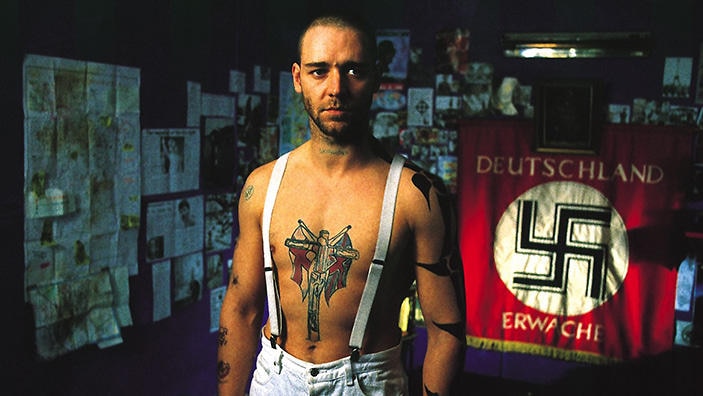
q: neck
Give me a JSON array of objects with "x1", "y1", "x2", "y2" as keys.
[{"x1": 305, "y1": 131, "x2": 376, "y2": 173}]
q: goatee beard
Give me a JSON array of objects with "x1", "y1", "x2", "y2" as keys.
[{"x1": 305, "y1": 99, "x2": 368, "y2": 145}]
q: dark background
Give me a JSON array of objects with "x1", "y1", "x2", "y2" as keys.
[{"x1": 3, "y1": 1, "x2": 702, "y2": 395}]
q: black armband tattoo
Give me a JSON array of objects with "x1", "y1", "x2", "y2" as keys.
[
  {"x1": 416, "y1": 262, "x2": 450, "y2": 276},
  {"x1": 433, "y1": 321, "x2": 464, "y2": 342},
  {"x1": 217, "y1": 360, "x2": 231, "y2": 383},
  {"x1": 425, "y1": 385, "x2": 439, "y2": 396}
]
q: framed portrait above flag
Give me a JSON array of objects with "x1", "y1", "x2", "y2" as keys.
[{"x1": 534, "y1": 79, "x2": 604, "y2": 155}]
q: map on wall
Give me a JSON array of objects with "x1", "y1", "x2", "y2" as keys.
[{"x1": 23, "y1": 54, "x2": 140, "y2": 360}]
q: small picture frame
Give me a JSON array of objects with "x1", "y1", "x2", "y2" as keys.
[{"x1": 534, "y1": 79, "x2": 603, "y2": 154}]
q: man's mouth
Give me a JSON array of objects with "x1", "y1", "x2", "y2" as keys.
[{"x1": 323, "y1": 107, "x2": 351, "y2": 118}]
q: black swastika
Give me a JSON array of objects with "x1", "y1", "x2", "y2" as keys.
[{"x1": 514, "y1": 200, "x2": 611, "y2": 300}]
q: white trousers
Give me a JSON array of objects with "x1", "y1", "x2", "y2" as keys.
[{"x1": 249, "y1": 334, "x2": 408, "y2": 395}]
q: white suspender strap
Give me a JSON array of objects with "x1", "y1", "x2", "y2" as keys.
[
  {"x1": 348, "y1": 154, "x2": 406, "y2": 360},
  {"x1": 262, "y1": 152, "x2": 290, "y2": 347}
]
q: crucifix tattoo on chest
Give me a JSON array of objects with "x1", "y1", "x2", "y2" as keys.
[{"x1": 285, "y1": 219, "x2": 359, "y2": 341}]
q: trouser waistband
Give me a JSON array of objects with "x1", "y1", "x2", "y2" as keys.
[{"x1": 258, "y1": 332, "x2": 403, "y2": 386}]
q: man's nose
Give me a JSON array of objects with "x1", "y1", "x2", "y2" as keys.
[{"x1": 327, "y1": 69, "x2": 347, "y2": 96}]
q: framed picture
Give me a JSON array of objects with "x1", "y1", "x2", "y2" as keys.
[{"x1": 534, "y1": 79, "x2": 603, "y2": 154}]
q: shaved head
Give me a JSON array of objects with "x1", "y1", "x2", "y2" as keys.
[{"x1": 297, "y1": 12, "x2": 377, "y2": 64}]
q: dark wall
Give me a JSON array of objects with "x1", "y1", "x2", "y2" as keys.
[{"x1": 4, "y1": 1, "x2": 703, "y2": 395}]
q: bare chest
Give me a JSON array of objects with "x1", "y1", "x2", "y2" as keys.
[{"x1": 268, "y1": 178, "x2": 385, "y2": 268}]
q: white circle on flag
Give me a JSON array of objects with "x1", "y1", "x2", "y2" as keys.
[{"x1": 494, "y1": 181, "x2": 628, "y2": 316}]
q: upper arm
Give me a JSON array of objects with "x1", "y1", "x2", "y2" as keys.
[
  {"x1": 406, "y1": 170, "x2": 465, "y2": 333},
  {"x1": 224, "y1": 167, "x2": 269, "y2": 310}
]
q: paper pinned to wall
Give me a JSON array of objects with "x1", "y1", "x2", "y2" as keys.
[
  {"x1": 152, "y1": 260, "x2": 172, "y2": 322},
  {"x1": 210, "y1": 286, "x2": 226, "y2": 333},
  {"x1": 23, "y1": 54, "x2": 140, "y2": 359},
  {"x1": 141, "y1": 128, "x2": 200, "y2": 195}
]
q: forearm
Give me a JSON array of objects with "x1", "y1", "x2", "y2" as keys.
[
  {"x1": 217, "y1": 304, "x2": 263, "y2": 395},
  {"x1": 421, "y1": 331, "x2": 464, "y2": 396}
]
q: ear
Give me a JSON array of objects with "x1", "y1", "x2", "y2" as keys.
[{"x1": 292, "y1": 62, "x2": 302, "y2": 93}]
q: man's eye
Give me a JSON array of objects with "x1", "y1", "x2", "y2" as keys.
[
  {"x1": 311, "y1": 69, "x2": 327, "y2": 77},
  {"x1": 347, "y1": 68, "x2": 366, "y2": 77}
]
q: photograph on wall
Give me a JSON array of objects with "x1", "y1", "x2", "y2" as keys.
[
  {"x1": 398, "y1": 127, "x2": 458, "y2": 192},
  {"x1": 515, "y1": 84, "x2": 534, "y2": 118},
  {"x1": 668, "y1": 105, "x2": 699, "y2": 126},
  {"x1": 202, "y1": 116, "x2": 236, "y2": 189},
  {"x1": 236, "y1": 93, "x2": 265, "y2": 154},
  {"x1": 435, "y1": 74, "x2": 462, "y2": 127},
  {"x1": 277, "y1": 71, "x2": 309, "y2": 155},
  {"x1": 259, "y1": 122, "x2": 280, "y2": 165},
  {"x1": 435, "y1": 95, "x2": 462, "y2": 128},
  {"x1": 407, "y1": 47, "x2": 433, "y2": 86},
  {"x1": 376, "y1": 29, "x2": 410, "y2": 82},
  {"x1": 205, "y1": 253, "x2": 225, "y2": 290},
  {"x1": 372, "y1": 112, "x2": 401, "y2": 140},
  {"x1": 142, "y1": 128, "x2": 200, "y2": 195},
  {"x1": 205, "y1": 192, "x2": 236, "y2": 252},
  {"x1": 461, "y1": 62, "x2": 494, "y2": 117},
  {"x1": 372, "y1": 85, "x2": 407, "y2": 112},
  {"x1": 186, "y1": 81, "x2": 201, "y2": 127},
  {"x1": 632, "y1": 98, "x2": 653, "y2": 124},
  {"x1": 201, "y1": 92, "x2": 235, "y2": 118},
  {"x1": 152, "y1": 260, "x2": 171, "y2": 322},
  {"x1": 172, "y1": 252, "x2": 204, "y2": 310},
  {"x1": 145, "y1": 195, "x2": 204, "y2": 262},
  {"x1": 632, "y1": 98, "x2": 672, "y2": 125},
  {"x1": 662, "y1": 57, "x2": 692, "y2": 99},
  {"x1": 608, "y1": 104, "x2": 631, "y2": 124},
  {"x1": 436, "y1": 73, "x2": 460, "y2": 96},
  {"x1": 210, "y1": 286, "x2": 227, "y2": 333},
  {"x1": 229, "y1": 69, "x2": 246, "y2": 93},
  {"x1": 435, "y1": 28, "x2": 471, "y2": 75},
  {"x1": 407, "y1": 87, "x2": 434, "y2": 126},
  {"x1": 253, "y1": 65, "x2": 271, "y2": 94}
]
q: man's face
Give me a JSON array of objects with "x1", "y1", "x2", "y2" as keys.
[{"x1": 292, "y1": 25, "x2": 378, "y2": 143}]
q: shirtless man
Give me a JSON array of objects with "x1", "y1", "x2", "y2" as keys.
[{"x1": 217, "y1": 12, "x2": 465, "y2": 395}]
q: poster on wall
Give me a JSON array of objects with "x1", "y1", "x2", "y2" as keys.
[
  {"x1": 457, "y1": 120, "x2": 691, "y2": 364},
  {"x1": 205, "y1": 192, "x2": 236, "y2": 252},
  {"x1": 206, "y1": 252, "x2": 225, "y2": 290},
  {"x1": 398, "y1": 127, "x2": 458, "y2": 192},
  {"x1": 229, "y1": 69, "x2": 246, "y2": 93},
  {"x1": 662, "y1": 57, "x2": 692, "y2": 99},
  {"x1": 202, "y1": 116, "x2": 236, "y2": 189},
  {"x1": 435, "y1": 28, "x2": 471, "y2": 75},
  {"x1": 23, "y1": 54, "x2": 140, "y2": 359},
  {"x1": 376, "y1": 29, "x2": 410, "y2": 82},
  {"x1": 145, "y1": 195, "x2": 204, "y2": 262},
  {"x1": 173, "y1": 252, "x2": 204, "y2": 310},
  {"x1": 407, "y1": 87, "x2": 434, "y2": 126},
  {"x1": 142, "y1": 128, "x2": 200, "y2": 195},
  {"x1": 152, "y1": 260, "x2": 171, "y2": 322},
  {"x1": 277, "y1": 71, "x2": 309, "y2": 155}
]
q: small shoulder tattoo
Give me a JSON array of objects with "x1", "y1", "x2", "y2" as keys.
[{"x1": 243, "y1": 185, "x2": 254, "y2": 201}]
